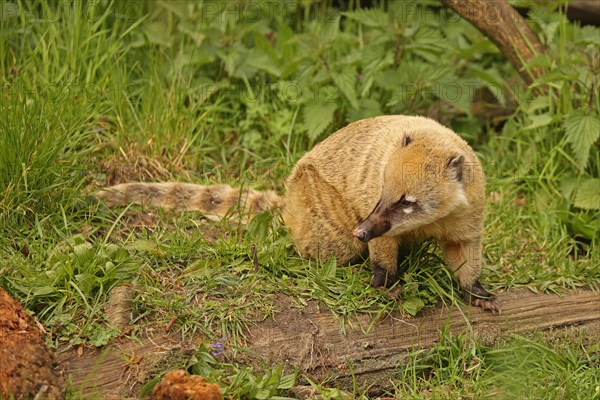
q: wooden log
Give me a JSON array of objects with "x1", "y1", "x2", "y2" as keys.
[
  {"x1": 59, "y1": 288, "x2": 600, "y2": 397},
  {"x1": 246, "y1": 289, "x2": 600, "y2": 388},
  {"x1": 59, "y1": 330, "x2": 203, "y2": 398},
  {"x1": 441, "y1": 0, "x2": 547, "y2": 87}
]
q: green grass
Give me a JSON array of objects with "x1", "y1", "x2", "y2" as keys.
[
  {"x1": 1, "y1": 1, "x2": 599, "y2": 399},
  {"x1": 388, "y1": 329, "x2": 600, "y2": 399}
]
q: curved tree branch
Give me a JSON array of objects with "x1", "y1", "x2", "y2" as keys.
[{"x1": 441, "y1": 0, "x2": 547, "y2": 88}]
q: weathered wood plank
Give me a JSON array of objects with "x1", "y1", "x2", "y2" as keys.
[
  {"x1": 60, "y1": 289, "x2": 600, "y2": 397},
  {"x1": 247, "y1": 289, "x2": 600, "y2": 372},
  {"x1": 60, "y1": 331, "x2": 203, "y2": 397}
]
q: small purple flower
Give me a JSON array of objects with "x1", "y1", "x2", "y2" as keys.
[{"x1": 210, "y1": 337, "x2": 226, "y2": 356}]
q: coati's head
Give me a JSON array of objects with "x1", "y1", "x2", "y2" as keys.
[{"x1": 352, "y1": 134, "x2": 470, "y2": 242}]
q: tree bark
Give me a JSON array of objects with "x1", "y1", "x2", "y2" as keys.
[
  {"x1": 441, "y1": 0, "x2": 546, "y2": 87},
  {"x1": 566, "y1": 0, "x2": 600, "y2": 26}
]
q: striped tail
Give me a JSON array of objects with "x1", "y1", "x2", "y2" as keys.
[{"x1": 96, "y1": 182, "x2": 284, "y2": 219}]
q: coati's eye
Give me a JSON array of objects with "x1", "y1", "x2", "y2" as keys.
[{"x1": 396, "y1": 195, "x2": 416, "y2": 208}]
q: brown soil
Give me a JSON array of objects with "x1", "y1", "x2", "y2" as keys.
[{"x1": 0, "y1": 288, "x2": 65, "y2": 399}]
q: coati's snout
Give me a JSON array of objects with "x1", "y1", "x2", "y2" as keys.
[
  {"x1": 353, "y1": 192, "x2": 422, "y2": 242},
  {"x1": 352, "y1": 226, "x2": 369, "y2": 242},
  {"x1": 352, "y1": 220, "x2": 391, "y2": 242},
  {"x1": 352, "y1": 201, "x2": 392, "y2": 242}
]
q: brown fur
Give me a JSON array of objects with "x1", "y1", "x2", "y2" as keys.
[
  {"x1": 97, "y1": 116, "x2": 498, "y2": 312},
  {"x1": 96, "y1": 183, "x2": 283, "y2": 219}
]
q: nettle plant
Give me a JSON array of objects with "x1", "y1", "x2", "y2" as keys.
[
  {"x1": 498, "y1": 6, "x2": 599, "y2": 239},
  {"x1": 130, "y1": 1, "x2": 503, "y2": 148}
]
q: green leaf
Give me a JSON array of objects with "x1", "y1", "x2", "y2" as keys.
[
  {"x1": 342, "y1": 8, "x2": 388, "y2": 29},
  {"x1": 142, "y1": 22, "x2": 172, "y2": 47},
  {"x1": 126, "y1": 239, "x2": 165, "y2": 256},
  {"x1": 347, "y1": 98, "x2": 382, "y2": 122},
  {"x1": 467, "y1": 65, "x2": 507, "y2": 106},
  {"x1": 379, "y1": 61, "x2": 446, "y2": 108},
  {"x1": 276, "y1": 373, "x2": 297, "y2": 390},
  {"x1": 172, "y1": 47, "x2": 215, "y2": 71},
  {"x1": 256, "y1": 389, "x2": 271, "y2": 399},
  {"x1": 73, "y1": 242, "x2": 93, "y2": 257},
  {"x1": 574, "y1": 178, "x2": 600, "y2": 210},
  {"x1": 361, "y1": 46, "x2": 394, "y2": 96},
  {"x1": 246, "y1": 49, "x2": 282, "y2": 77},
  {"x1": 318, "y1": 13, "x2": 341, "y2": 43},
  {"x1": 402, "y1": 295, "x2": 425, "y2": 316},
  {"x1": 560, "y1": 210, "x2": 598, "y2": 239},
  {"x1": 139, "y1": 375, "x2": 162, "y2": 398},
  {"x1": 564, "y1": 112, "x2": 600, "y2": 168},
  {"x1": 530, "y1": 67, "x2": 577, "y2": 89},
  {"x1": 559, "y1": 175, "x2": 578, "y2": 200},
  {"x1": 32, "y1": 286, "x2": 55, "y2": 296},
  {"x1": 303, "y1": 101, "x2": 337, "y2": 141},
  {"x1": 579, "y1": 26, "x2": 600, "y2": 45},
  {"x1": 246, "y1": 32, "x2": 282, "y2": 77},
  {"x1": 87, "y1": 323, "x2": 119, "y2": 347},
  {"x1": 177, "y1": 22, "x2": 206, "y2": 45},
  {"x1": 269, "y1": 397, "x2": 298, "y2": 400},
  {"x1": 331, "y1": 67, "x2": 359, "y2": 109},
  {"x1": 75, "y1": 273, "x2": 96, "y2": 293},
  {"x1": 525, "y1": 114, "x2": 553, "y2": 130},
  {"x1": 159, "y1": 1, "x2": 191, "y2": 19},
  {"x1": 406, "y1": 27, "x2": 448, "y2": 62}
]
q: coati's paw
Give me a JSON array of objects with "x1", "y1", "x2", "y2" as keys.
[
  {"x1": 462, "y1": 280, "x2": 501, "y2": 314},
  {"x1": 472, "y1": 298, "x2": 501, "y2": 314},
  {"x1": 371, "y1": 264, "x2": 398, "y2": 289},
  {"x1": 371, "y1": 266, "x2": 402, "y2": 300},
  {"x1": 385, "y1": 285, "x2": 403, "y2": 301}
]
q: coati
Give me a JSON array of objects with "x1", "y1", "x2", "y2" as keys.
[{"x1": 97, "y1": 115, "x2": 499, "y2": 312}]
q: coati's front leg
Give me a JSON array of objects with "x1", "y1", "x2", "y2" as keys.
[
  {"x1": 442, "y1": 240, "x2": 500, "y2": 313},
  {"x1": 368, "y1": 237, "x2": 400, "y2": 288}
]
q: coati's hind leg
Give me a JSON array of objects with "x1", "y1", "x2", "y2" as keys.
[{"x1": 442, "y1": 240, "x2": 500, "y2": 313}]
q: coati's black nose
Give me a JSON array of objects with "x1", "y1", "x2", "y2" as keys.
[{"x1": 352, "y1": 227, "x2": 370, "y2": 242}]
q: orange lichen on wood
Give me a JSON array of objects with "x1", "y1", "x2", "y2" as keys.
[{"x1": 151, "y1": 369, "x2": 222, "y2": 400}]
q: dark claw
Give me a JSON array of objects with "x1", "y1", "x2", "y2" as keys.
[
  {"x1": 371, "y1": 263, "x2": 398, "y2": 288},
  {"x1": 385, "y1": 285, "x2": 403, "y2": 301},
  {"x1": 462, "y1": 280, "x2": 501, "y2": 314}
]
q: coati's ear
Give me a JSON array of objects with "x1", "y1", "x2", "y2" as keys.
[
  {"x1": 446, "y1": 155, "x2": 464, "y2": 181},
  {"x1": 401, "y1": 135, "x2": 412, "y2": 147}
]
